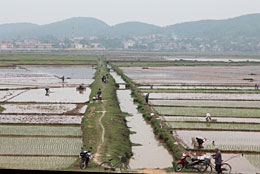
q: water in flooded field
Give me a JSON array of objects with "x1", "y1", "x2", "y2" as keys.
[{"x1": 8, "y1": 88, "x2": 91, "y2": 103}]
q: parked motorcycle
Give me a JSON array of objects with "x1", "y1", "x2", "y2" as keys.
[
  {"x1": 174, "y1": 152, "x2": 208, "y2": 172},
  {"x1": 79, "y1": 149, "x2": 92, "y2": 169}
]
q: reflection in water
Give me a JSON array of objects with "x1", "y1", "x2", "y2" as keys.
[{"x1": 117, "y1": 90, "x2": 173, "y2": 169}]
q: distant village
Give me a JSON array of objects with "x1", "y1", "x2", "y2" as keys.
[{"x1": 1, "y1": 34, "x2": 260, "y2": 52}]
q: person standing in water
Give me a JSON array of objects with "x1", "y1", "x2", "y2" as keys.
[{"x1": 145, "y1": 93, "x2": 150, "y2": 104}]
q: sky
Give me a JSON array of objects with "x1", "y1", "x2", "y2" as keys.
[{"x1": 0, "y1": 0, "x2": 260, "y2": 26}]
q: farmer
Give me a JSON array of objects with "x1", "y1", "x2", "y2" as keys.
[
  {"x1": 97, "y1": 88, "x2": 102, "y2": 99},
  {"x1": 206, "y1": 113, "x2": 212, "y2": 122},
  {"x1": 212, "y1": 147, "x2": 222, "y2": 174},
  {"x1": 196, "y1": 137, "x2": 206, "y2": 149},
  {"x1": 45, "y1": 87, "x2": 49, "y2": 96},
  {"x1": 61, "y1": 76, "x2": 65, "y2": 82},
  {"x1": 145, "y1": 93, "x2": 150, "y2": 104}
]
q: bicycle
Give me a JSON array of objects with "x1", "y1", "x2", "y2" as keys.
[
  {"x1": 99, "y1": 156, "x2": 130, "y2": 173},
  {"x1": 203, "y1": 156, "x2": 232, "y2": 174}
]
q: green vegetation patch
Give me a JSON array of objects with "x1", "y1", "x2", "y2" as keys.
[
  {"x1": 150, "y1": 100, "x2": 260, "y2": 108},
  {"x1": 154, "y1": 106, "x2": 260, "y2": 117},
  {"x1": 0, "y1": 137, "x2": 81, "y2": 155},
  {"x1": 204, "y1": 144, "x2": 260, "y2": 152},
  {"x1": 0, "y1": 106, "x2": 4, "y2": 112},
  {"x1": 0, "y1": 125, "x2": 81, "y2": 136},
  {"x1": 0, "y1": 156, "x2": 78, "y2": 170},
  {"x1": 0, "y1": 55, "x2": 98, "y2": 66},
  {"x1": 168, "y1": 122, "x2": 260, "y2": 131}
]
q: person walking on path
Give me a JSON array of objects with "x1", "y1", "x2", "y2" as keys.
[
  {"x1": 212, "y1": 147, "x2": 222, "y2": 174},
  {"x1": 97, "y1": 88, "x2": 102, "y2": 100},
  {"x1": 145, "y1": 93, "x2": 150, "y2": 104}
]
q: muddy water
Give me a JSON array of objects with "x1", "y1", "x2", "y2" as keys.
[
  {"x1": 0, "y1": 90, "x2": 26, "y2": 102},
  {"x1": 148, "y1": 93, "x2": 260, "y2": 100},
  {"x1": 1, "y1": 104, "x2": 77, "y2": 114},
  {"x1": 151, "y1": 86, "x2": 253, "y2": 90},
  {"x1": 8, "y1": 88, "x2": 91, "y2": 103},
  {"x1": 78, "y1": 105, "x2": 88, "y2": 114},
  {"x1": 110, "y1": 71, "x2": 125, "y2": 84},
  {"x1": 117, "y1": 90, "x2": 173, "y2": 169},
  {"x1": 0, "y1": 115, "x2": 82, "y2": 124},
  {"x1": 0, "y1": 66, "x2": 95, "y2": 88},
  {"x1": 175, "y1": 130, "x2": 260, "y2": 147}
]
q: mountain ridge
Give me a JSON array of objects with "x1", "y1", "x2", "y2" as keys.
[{"x1": 0, "y1": 13, "x2": 260, "y2": 40}]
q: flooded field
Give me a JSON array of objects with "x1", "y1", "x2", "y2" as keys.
[
  {"x1": 140, "y1": 85, "x2": 254, "y2": 90},
  {"x1": 119, "y1": 63, "x2": 260, "y2": 173},
  {"x1": 0, "y1": 65, "x2": 94, "y2": 170},
  {"x1": 162, "y1": 116, "x2": 260, "y2": 123},
  {"x1": 154, "y1": 106, "x2": 260, "y2": 117},
  {"x1": 0, "y1": 115, "x2": 82, "y2": 124},
  {"x1": 0, "y1": 125, "x2": 81, "y2": 136},
  {"x1": 0, "y1": 65, "x2": 95, "y2": 88},
  {"x1": 0, "y1": 156, "x2": 78, "y2": 170},
  {"x1": 121, "y1": 66, "x2": 260, "y2": 85},
  {"x1": 0, "y1": 137, "x2": 81, "y2": 155},
  {"x1": 150, "y1": 100, "x2": 260, "y2": 108},
  {"x1": 8, "y1": 88, "x2": 91, "y2": 103},
  {"x1": 148, "y1": 92, "x2": 260, "y2": 100},
  {"x1": 1, "y1": 104, "x2": 77, "y2": 114}
]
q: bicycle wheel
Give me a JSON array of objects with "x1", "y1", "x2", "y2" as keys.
[
  {"x1": 99, "y1": 162, "x2": 112, "y2": 173},
  {"x1": 174, "y1": 163, "x2": 184, "y2": 172},
  {"x1": 221, "y1": 163, "x2": 231, "y2": 174},
  {"x1": 198, "y1": 162, "x2": 209, "y2": 172},
  {"x1": 120, "y1": 163, "x2": 130, "y2": 173}
]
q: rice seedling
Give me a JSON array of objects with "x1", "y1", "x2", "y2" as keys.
[
  {"x1": 0, "y1": 156, "x2": 78, "y2": 170},
  {"x1": 154, "y1": 106, "x2": 260, "y2": 117},
  {"x1": 0, "y1": 137, "x2": 81, "y2": 155},
  {"x1": 0, "y1": 125, "x2": 81, "y2": 136}
]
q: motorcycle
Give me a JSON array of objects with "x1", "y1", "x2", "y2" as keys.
[
  {"x1": 174, "y1": 152, "x2": 208, "y2": 172},
  {"x1": 79, "y1": 149, "x2": 92, "y2": 169}
]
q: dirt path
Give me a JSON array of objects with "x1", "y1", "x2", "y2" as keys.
[
  {"x1": 132, "y1": 168, "x2": 195, "y2": 174},
  {"x1": 93, "y1": 110, "x2": 106, "y2": 165}
]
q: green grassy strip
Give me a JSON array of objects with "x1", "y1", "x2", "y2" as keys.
[
  {"x1": 154, "y1": 106, "x2": 260, "y2": 117},
  {"x1": 111, "y1": 64, "x2": 186, "y2": 161},
  {"x1": 80, "y1": 57, "x2": 131, "y2": 168},
  {"x1": 0, "y1": 55, "x2": 98, "y2": 60},
  {"x1": 167, "y1": 122, "x2": 260, "y2": 131},
  {"x1": 150, "y1": 100, "x2": 260, "y2": 108}
]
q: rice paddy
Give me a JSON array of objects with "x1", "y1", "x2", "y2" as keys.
[{"x1": 118, "y1": 64, "x2": 260, "y2": 172}]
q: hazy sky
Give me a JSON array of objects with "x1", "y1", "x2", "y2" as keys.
[{"x1": 0, "y1": 0, "x2": 260, "y2": 26}]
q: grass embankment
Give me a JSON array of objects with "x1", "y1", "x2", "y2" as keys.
[
  {"x1": 112, "y1": 60, "x2": 260, "y2": 67},
  {"x1": 111, "y1": 64, "x2": 186, "y2": 161},
  {"x1": 0, "y1": 55, "x2": 97, "y2": 66},
  {"x1": 80, "y1": 57, "x2": 131, "y2": 169}
]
